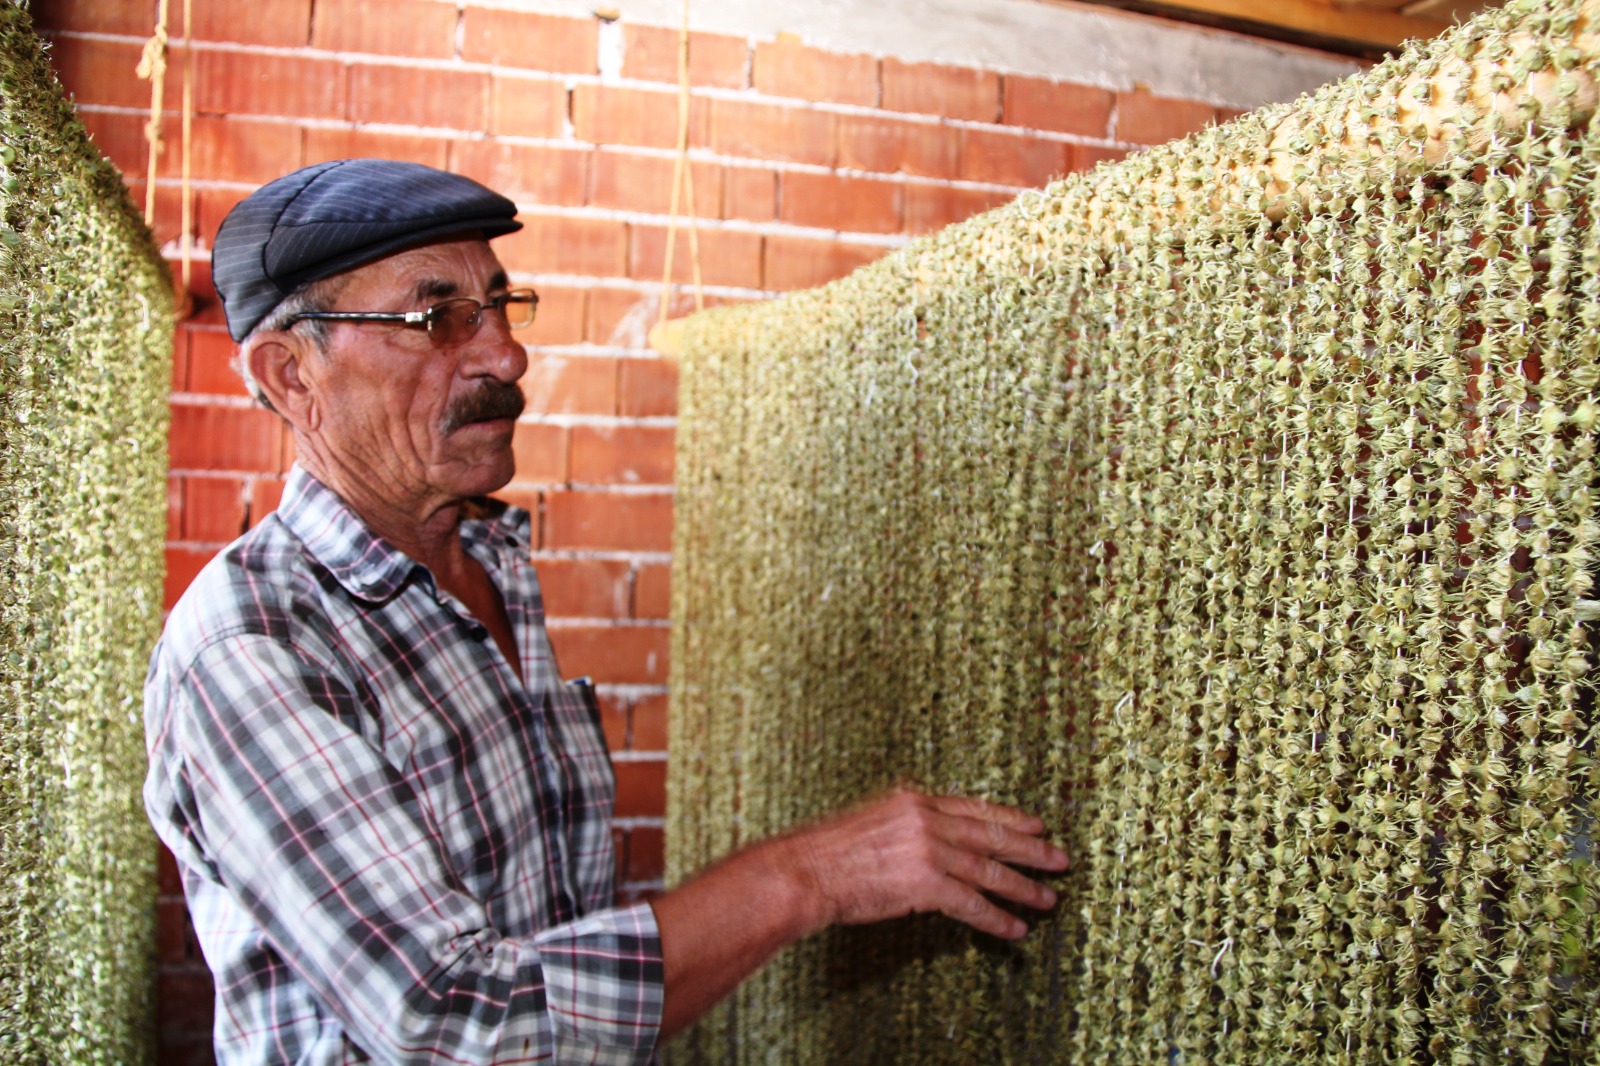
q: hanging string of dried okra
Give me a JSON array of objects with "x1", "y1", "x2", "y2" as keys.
[{"x1": 665, "y1": 0, "x2": 1600, "y2": 1061}]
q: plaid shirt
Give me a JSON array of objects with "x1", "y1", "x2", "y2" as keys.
[{"x1": 144, "y1": 467, "x2": 664, "y2": 1065}]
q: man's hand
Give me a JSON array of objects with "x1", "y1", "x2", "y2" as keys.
[
  {"x1": 651, "y1": 789, "x2": 1069, "y2": 1037},
  {"x1": 783, "y1": 789, "x2": 1070, "y2": 940}
]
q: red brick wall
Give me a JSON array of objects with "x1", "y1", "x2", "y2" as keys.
[{"x1": 31, "y1": 2, "x2": 1237, "y2": 1060}]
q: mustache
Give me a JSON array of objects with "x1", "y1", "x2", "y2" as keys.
[{"x1": 441, "y1": 382, "x2": 526, "y2": 434}]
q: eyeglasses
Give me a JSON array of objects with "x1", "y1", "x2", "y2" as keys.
[{"x1": 289, "y1": 289, "x2": 539, "y2": 349}]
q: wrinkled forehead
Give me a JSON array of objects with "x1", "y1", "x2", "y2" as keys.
[{"x1": 331, "y1": 235, "x2": 510, "y2": 308}]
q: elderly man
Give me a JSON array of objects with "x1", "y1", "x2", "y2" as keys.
[{"x1": 144, "y1": 159, "x2": 1067, "y2": 1064}]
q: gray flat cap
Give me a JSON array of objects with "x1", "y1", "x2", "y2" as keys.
[{"x1": 212, "y1": 159, "x2": 524, "y2": 340}]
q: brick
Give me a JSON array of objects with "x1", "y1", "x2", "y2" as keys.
[
  {"x1": 157, "y1": 842, "x2": 183, "y2": 894},
  {"x1": 495, "y1": 215, "x2": 628, "y2": 278},
  {"x1": 615, "y1": 882, "x2": 658, "y2": 905},
  {"x1": 611, "y1": 758, "x2": 667, "y2": 817},
  {"x1": 350, "y1": 64, "x2": 488, "y2": 131},
  {"x1": 882, "y1": 59, "x2": 1000, "y2": 123},
  {"x1": 191, "y1": 186, "x2": 250, "y2": 254},
  {"x1": 449, "y1": 141, "x2": 589, "y2": 206},
  {"x1": 752, "y1": 37, "x2": 877, "y2": 107},
  {"x1": 722, "y1": 165, "x2": 776, "y2": 222},
  {"x1": 493, "y1": 489, "x2": 542, "y2": 539},
  {"x1": 903, "y1": 183, "x2": 1015, "y2": 235},
  {"x1": 183, "y1": 328, "x2": 247, "y2": 397},
  {"x1": 190, "y1": 0, "x2": 311, "y2": 47},
  {"x1": 120, "y1": 183, "x2": 198, "y2": 260},
  {"x1": 462, "y1": 8, "x2": 597, "y2": 73},
  {"x1": 763, "y1": 235, "x2": 885, "y2": 292},
  {"x1": 173, "y1": 259, "x2": 227, "y2": 331},
  {"x1": 169, "y1": 401, "x2": 284, "y2": 472},
  {"x1": 152, "y1": 896, "x2": 198, "y2": 960},
  {"x1": 305, "y1": 128, "x2": 450, "y2": 170},
  {"x1": 149, "y1": 1027, "x2": 217, "y2": 1066},
  {"x1": 43, "y1": 37, "x2": 152, "y2": 109},
  {"x1": 508, "y1": 421, "x2": 568, "y2": 485},
  {"x1": 535, "y1": 556, "x2": 631, "y2": 618},
  {"x1": 158, "y1": 115, "x2": 301, "y2": 184},
  {"x1": 588, "y1": 151, "x2": 720, "y2": 218},
  {"x1": 573, "y1": 84, "x2": 708, "y2": 151},
  {"x1": 570, "y1": 424, "x2": 675, "y2": 486},
  {"x1": 1116, "y1": 90, "x2": 1220, "y2": 146},
  {"x1": 30, "y1": 0, "x2": 159, "y2": 37},
  {"x1": 155, "y1": 896, "x2": 200, "y2": 960},
  {"x1": 836, "y1": 113, "x2": 960, "y2": 179},
  {"x1": 489, "y1": 76, "x2": 568, "y2": 140},
  {"x1": 183, "y1": 475, "x2": 248, "y2": 542},
  {"x1": 166, "y1": 324, "x2": 189, "y2": 394},
  {"x1": 709, "y1": 98, "x2": 834, "y2": 167},
  {"x1": 779, "y1": 171, "x2": 901, "y2": 234},
  {"x1": 248, "y1": 476, "x2": 286, "y2": 526},
  {"x1": 633, "y1": 562, "x2": 670, "y2": 619},
  {"x1": 587, "y1": 289, "x2": 658, "y2": 349},
  {"x1": 77, "y1": 108, "x2": 147, "y2": 181},
  {"x1": 312, "y1": 0, "x2": 457, "y2": 57},
  {"x1": 522, "y1": 353, "x2": 618, "y2": 416},
  {"x1": 959, "y1": 127, "x2": 1071, "y2": 187},
  {"x1": 518, "y1": 285, "x2": 588, "y2": 348},
  {"x1": 624, "y1": 824, "x2": 664, "y2": 880},
  {"x1": 165, "y1": 476, "x2": 184, "y2": 539},
  {"x1": 595, "y1": 691, "x2": 629, "y2": 752},
  {"x1": 156, "y1": 967, "x2": 217, "y2": 1037},
  {"x1": 629, "y1": 692, "x2": 668, "y2": 750},
  {"x1": 1002, "y1": 75, "x2": 1114, "y2": 138},
  {"x1": 1072, "y1": 143, "x2": 1130, "y2": 173},
  {"x1": 194, "y1": 48, "x2": 346, "y2": 120},
  {"x1": 544, "y1": 489, "x2": 672, "y2": 552},
  {"x1": 548, "y1": 624, "x2": 670, "y2": 686},
  {"x1": 621, "y1": 23, "x2": 748, "y2": 89},
  {"x1": 628, "y1": 224, "x2": 762, "y2": 288},
  {"x1": 163, "y1": 545, "x2": 215, "y2": 609},
  {"x1": 618, "y1": 357, "x2": 678, "y2": 418}
]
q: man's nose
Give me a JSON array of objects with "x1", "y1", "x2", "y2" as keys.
[{"x1": 460, "y1": 308, "x2": 529, "y2": 383}]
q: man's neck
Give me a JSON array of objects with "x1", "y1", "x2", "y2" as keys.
[
  {"x1": 304, "y1": 456, "x2": 526, "y2": 683},
  {"x1": 300, "y1": 453, "x2": 470, "y2": 581}
]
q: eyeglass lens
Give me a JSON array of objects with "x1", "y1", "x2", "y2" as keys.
[{"x1": 430, "y1": 291, "x2": 538, "y2": 347}]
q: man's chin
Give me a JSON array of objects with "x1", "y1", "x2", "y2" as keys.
[{"x1": 455, "y1": 454, "x2": 518, "y2": 498}]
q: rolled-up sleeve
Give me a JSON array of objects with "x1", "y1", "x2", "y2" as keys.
[{"x1": 537, "y1": 906, "x2": 664, "y2": 1061}]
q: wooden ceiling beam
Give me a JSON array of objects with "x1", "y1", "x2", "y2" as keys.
[{"x1": 1054, "y1": 0, "x2": 1454, "y2": 56}]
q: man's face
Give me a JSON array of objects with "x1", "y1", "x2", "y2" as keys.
[{"x1": 301, "y1": 237, "x2": 528, "y2": 511}]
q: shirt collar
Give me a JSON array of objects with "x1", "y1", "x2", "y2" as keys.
[
  {"x1": 277, "y1": 466, "x2": 426, "y2": 603},
  {"x1": 276, "y1": 467, "x2": 533, "y2": 604}
]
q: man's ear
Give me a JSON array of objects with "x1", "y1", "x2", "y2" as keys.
[{"x1": 245, "y1": 333, "x2": 320, "y2": 432}]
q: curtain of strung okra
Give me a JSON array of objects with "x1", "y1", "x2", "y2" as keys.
[
  {"x1": 0, "y1": 4, "x2": 172, "y2": 1062},
  {"x1": 666, "y1": 0, "x2": 1600, "y2": 1062}
]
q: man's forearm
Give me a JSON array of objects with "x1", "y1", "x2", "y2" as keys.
[
  {"x1": 650, "y1": 834, "x2": 823, "y2": 1039},
  {"x1": 647, "y1": 790, "x2": 1070, "y2": 1040}
]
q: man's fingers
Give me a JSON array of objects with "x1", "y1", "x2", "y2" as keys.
[
  {"x1": 927, "y1": 793, "x2": 1044, "y2": 834},
  {"x1": 932, "y1": 878, "x2": 1029, "y2": 940},
  {"x1": 804, "y1": 790, "x2": 1069, "y2": 937},
  {"x1": 936, "y1": 842, "x2": 1057, "y2": 910},
  {"x1": 929, "y1": 807, "x2": 1070, "y2": 872}
]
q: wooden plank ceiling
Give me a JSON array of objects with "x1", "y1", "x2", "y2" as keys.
[{"x1": 1057, "y1": 0, "x2": 1506, "y2": 58}]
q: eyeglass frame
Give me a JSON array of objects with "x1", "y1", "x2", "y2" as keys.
[{"x1": 286, "y1": 288, "x2": 540, "y2": 349}]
